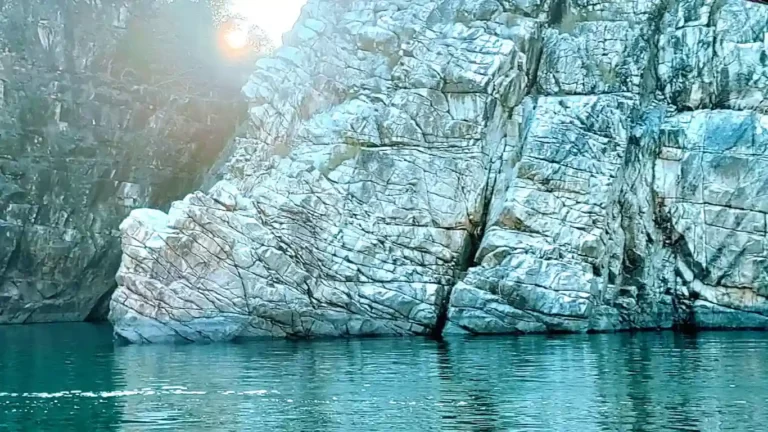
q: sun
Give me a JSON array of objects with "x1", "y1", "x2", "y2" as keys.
[{"x1": 224, "y1": 25, "x2": 249, "y2": 50}]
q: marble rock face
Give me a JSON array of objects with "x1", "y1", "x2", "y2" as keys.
[{"x1": 110, "y1": 0, "x2": 768, "y2": 343}]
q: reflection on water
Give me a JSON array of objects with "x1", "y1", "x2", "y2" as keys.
[{"x1": 1, "y1": 324, "x2": 767, "y2": 431}]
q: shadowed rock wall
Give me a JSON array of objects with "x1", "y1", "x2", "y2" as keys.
[{"x1": 0, "y1": 0, "x2": 245, "y2": 323}]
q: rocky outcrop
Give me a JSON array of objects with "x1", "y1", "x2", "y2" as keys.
[
  {"x1": 110, "y1": 0, "x2": 768, "y2": 343},
  {"x1": 0, "y1": 0, "x2": 244, "y2": 323},
  {"x1": 448, "y1": 0, "x2": 768, "y2": 334}
]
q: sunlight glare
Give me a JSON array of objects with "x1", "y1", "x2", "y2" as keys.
[
  {"x1": 229, "y1": 0, "x2": 306, "y2": 44},
  {"x1": 224, "y1": 26, "x2": 249, "y2": 50}
]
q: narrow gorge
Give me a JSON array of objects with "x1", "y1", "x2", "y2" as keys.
[{"x1": 2, "y1": 0, "x2": 767, "y2": 343}]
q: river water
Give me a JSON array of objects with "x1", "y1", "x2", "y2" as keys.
[{"x1": 1, "y1": 324, "x2": 767, "y2": 431}]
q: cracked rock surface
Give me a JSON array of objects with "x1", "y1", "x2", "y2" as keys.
[{"x1": 111, "y1": 0, "x2": 768, "y2": 342}]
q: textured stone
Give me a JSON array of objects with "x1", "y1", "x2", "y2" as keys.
[
  {"x1": 447, "y1": 93, "x2": 638, "y2": 334},
  {"x1": 0, "y1": 0, "x2": 244, "y2": 324},
  {"x1": 654, "y1": 110, "x2": 768, "y2": 328},
  {"x1": 111, "y1": 0, "x2": 768, "y2": 342},
  {"x1": 110, "y1": 0, "x2": 541, "y2": 342}
]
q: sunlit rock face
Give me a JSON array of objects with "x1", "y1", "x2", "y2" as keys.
[
  {"x1": 111, "y1": 0, "x2": 768, "y2": 343},
  {"x1": 111, "y1": 0, "x2": 536, "y2": 342},
  {"x1": 0, "y1": 0, "x2": 244, "y2": 324}
]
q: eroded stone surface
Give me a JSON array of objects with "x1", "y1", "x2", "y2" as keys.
[{"x1": 111, "y1": 0, "x2": 768, "y2": 342}]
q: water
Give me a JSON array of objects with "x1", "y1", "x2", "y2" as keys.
[{"x1": 1, "y1": 325, "x2": 767, "y2": 431}]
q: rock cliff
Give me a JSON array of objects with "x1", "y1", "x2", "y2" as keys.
[
  {"x1": 109, "y1": 0, "x2": 768, "y2": 342},
  {"x1": 0, "y1": 0, "x2": 245, "y2": 323}
]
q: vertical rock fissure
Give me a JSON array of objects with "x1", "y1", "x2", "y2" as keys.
[
  {"x1": 0, "y1": 227, "x2": 22, "y2": 284},
  {"x1": 431, "y1": 286, "x2": 452, "y2": 338}
]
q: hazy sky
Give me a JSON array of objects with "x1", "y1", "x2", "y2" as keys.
[{"x1": 229, "y1": 0, "x2": 307, "y2": 44}]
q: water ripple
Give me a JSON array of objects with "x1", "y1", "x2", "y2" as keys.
[{"x1": 1, "y1": 324, "x2": 768, "y2": 431}]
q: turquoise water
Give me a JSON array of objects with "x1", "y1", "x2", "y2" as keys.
[{"x1": 1, "y1": 324, "x2": 767, "y2": 431}]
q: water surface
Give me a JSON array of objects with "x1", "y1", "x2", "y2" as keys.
[{"x1": 1, "y1": 324, "x2": 767, "y2": 431}]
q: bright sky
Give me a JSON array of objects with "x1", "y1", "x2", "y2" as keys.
[{"x1": 229, "y1": 0, "x2": 307, "y2": 44}]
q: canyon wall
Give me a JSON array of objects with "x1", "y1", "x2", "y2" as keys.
[
  {"x1": 0, "y1": 0, "x2": 244, "y2": 323},
  {"x1": 109, "y1": 0, "x2": 768, "y2": 342}
]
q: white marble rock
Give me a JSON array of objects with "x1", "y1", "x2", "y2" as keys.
[{"x1": 110, "y1": 0, "x2": 768, "y2": 342}]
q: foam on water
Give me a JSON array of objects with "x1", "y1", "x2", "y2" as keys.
[{"x1": 0, "y1": 389, "x2": 281, "y2": 399}]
